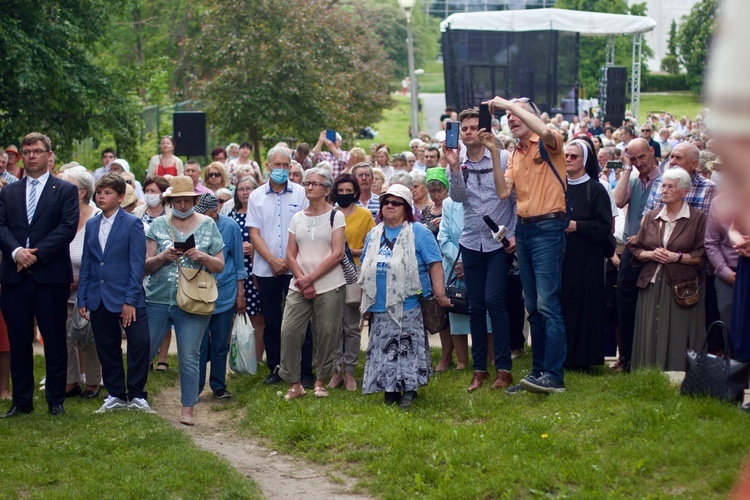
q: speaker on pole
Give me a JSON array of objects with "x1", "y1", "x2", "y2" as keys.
[
  {"x1": 601, "y1": 66, "x2": 627, "y2": 127},
  {"x1": 173, "y1": 112, "x2": 206, "y2": 157}
]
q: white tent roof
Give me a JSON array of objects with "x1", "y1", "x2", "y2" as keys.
[{"x1": 440, "y1": 8, "x2": 656, "y2": 36}]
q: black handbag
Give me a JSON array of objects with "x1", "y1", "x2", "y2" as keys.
[
  {"x1": 445, "y1": 248, "x2": 469, "y2": 315},
  {"x1": 419, "y1": 295, "x2": 447, "y2": 335},
  {"x1": 681, "y1": 321, "x2": 750, "y2": 403}
]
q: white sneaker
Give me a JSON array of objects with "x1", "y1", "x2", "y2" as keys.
[
  {"x1": 128, "y1": 397, "x2": 156, "y2": 413},
  {"x1": 95, "y1": 395, "x2": 129, "y2": 413}
]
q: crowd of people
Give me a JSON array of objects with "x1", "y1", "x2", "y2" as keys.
[{"x1": 0, "y1": 92, "x2": 747, "y2": 422}]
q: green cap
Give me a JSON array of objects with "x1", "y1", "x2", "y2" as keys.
[{"x1": 425, "y1": 166, "x2": 449, "y2": 190}]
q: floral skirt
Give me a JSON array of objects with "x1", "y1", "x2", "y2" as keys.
[{"x1": 362, "y1": 308, "x2": 432, "y2": 394}]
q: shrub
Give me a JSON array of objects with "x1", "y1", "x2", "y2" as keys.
[{"x1": 642, "y1": 74, "x2": 690, "y2": 92}]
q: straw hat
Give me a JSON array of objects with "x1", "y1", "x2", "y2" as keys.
[
  {"x1": 163, "y1": 176, "x2": 199, "y2": 198},
  {"x1": 120, "y1": 184, "x2": 138, "y2": 208},
  {"x1": 381, "y1": 183, "x2": 413, "y2": 207},
  {"x1": 4, "y1": 145, "x2": 20, "y2": 162}
]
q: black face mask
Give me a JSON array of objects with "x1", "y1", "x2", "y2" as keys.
[{"x1": 335, "y1": 193, "x2": 356, "y2": 208}]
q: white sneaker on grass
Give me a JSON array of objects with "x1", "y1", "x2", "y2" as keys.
[
  {"x1": 128, "y1": 397, "x2": 156, "y2": 413},
  {"x1": 95, "y1": 395, "x2": 129, "y2": 413}
]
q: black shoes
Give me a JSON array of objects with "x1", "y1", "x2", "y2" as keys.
[
  {"x1": 399, "y1": 391, "x2": 417, "y2": 409},
  {"x1": 48, "y1": 404, "x2": 66, "y2": 416},
  {"x1": 300, "y1": 376, "x2": 315, "y2": 390},
  {"x1": 1, "y1": 405, "x2": 34, "y2": 418},
  {"x1": 65, "y1": 386, "x2": 82, "y2": 398},
  {"x1": 81, "y1": 388, "x2": 100, "y2": 399},
  {"x1": 213, "y1": 389, "x2": 233, "y2": 400},
  {"x1": 384, "y1": 391, "x2": 401, "y2": 406},
  {"x1": 520, "y1": 373, "x2": 566, "y2": 394}
]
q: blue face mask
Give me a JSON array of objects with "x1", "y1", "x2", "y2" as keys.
[
  {"x1": 270, "y1": 168, "x2": 289, "y2": 184},
  {"x1": 172, "y1": 207, "x2": 195, "y2": 219}
]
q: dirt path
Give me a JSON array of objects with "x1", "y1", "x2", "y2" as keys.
[{"x1": 152, "y1": 385, "x2": 370, "y2": 500}]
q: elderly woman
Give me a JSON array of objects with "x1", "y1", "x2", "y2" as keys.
[
  {"x1": 630, "y1": 167, "x2": 708, "y2": 371},
  {"x1": 561, "y1": 140, "x2": 613, "y2": 371},
  {"x1": 147, "y1": 136, "x2": 184, "y2": 178},
  {"x1": 421, "y1": 168, "x2": 449, "y2": 237},
  {"x1": 360, "y1": 184, "x2": 451, "y2": 408},
  {"x1": 61, "y1": 166, "x2": 102, "y2": 398},
  {"x1": 145, "y1": 176, "x2": 225, "y2": 425},
  {"x1": 410, "y1": 171, "x2": 430, "y2": 221},
  {"x1": 229, "y1": 176, "x2": 265, "y2": 362},
  {"x1": 371, "y1": 168, "x2": 385, "y2": 196},
  {"x1": 289, "y1": 162, "x2": 304, "y2": 185},
  {"x1": 278, "y1": 168, "x2": 346, "y2": 400},
  {"x1": 203, "y1": 162, "x2": 230, "y2": 194},
  {"x1": 327, "y1": 174, "x2": 375, "y2": 391},
  {"x1": 134, "y1": 176, "x2": 171, "y2": 226}
]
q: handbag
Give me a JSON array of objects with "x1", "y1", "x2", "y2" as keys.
[
  {"x1": 660, "y1": 221, "x2": 700, "y2": 308},
  {"x1": 170, "y1": 220, "x2": 218, "y2": 315},
  {"x1": 681, "y1": 321, "x2": 750, "y2": 403},
  {"x1": 445, "y1": 248, "x2": 469, "y2": 315},
  {"x1": 330, "y1": 209, "x2": 358, "y2": 285},
  {"x1": 419, "y1": 294, "x2": 447, "y2": 335}
]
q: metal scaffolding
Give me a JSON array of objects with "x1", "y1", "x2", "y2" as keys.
[{"x1": 630, "y1": 32, "x2": 643, "y2": 122}]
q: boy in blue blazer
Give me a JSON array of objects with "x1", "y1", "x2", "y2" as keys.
[{"x1": 78, "y1": 174, "x2": 153, "y2": 413}]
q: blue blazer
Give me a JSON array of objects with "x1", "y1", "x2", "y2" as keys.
[
  {"x1": 78, "y1": 207, "x2": 146, "y2": 313},
  {"x1": 0, "y1": 175, "x2": 79, "y2": 284}
]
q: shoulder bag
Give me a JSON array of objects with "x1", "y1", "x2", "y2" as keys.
[
  {"x1": 444, "y1": 248, "x2": 469, "y2": 315},
  {"x1": 659, "y1": 220, "x2": 699, "y2": 307},
  {"x1": 170, "y1": 219, "x2": 218, "y2": 315},
  {"x1": 330, "y1": 209, "x2": 358, "y2": 285},
  {"x1": 681, "y1": 321, "x2": 750, "y2": 403}
]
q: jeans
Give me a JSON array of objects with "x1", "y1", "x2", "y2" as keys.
[
  {"x1": 515, "y1": 217, "x2": 567, "y2": 383},
  {"x1": 198, "y1": 308, "x2": 235, "y2": 393},
  {"x1": 461, "y1": 245, "x2": 511, "y2": 372},
  {"x1": 147, "y1": 302, "x2": 210, "y2": 407}
]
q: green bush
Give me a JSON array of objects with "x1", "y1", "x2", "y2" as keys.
[{"x1": 642, "y1": 73, "x2": 690, "y2": 92}]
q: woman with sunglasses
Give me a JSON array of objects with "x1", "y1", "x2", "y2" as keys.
[
  {"x1": 203, "y1": 162, "x2": 230, "y2": 194},
  {"x1": 359, "y1": 184, "x2": 450, "y2": 409}
]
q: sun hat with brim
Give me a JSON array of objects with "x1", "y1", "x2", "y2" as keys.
[
  {"x1": 425, "y1": 166, "x2": 449, "y2": 190},
  {"x1": 194, "y1": 193, "x2": 219, "y2": 214},
  {"x1": 163, "y1": 176, "x2": 200, "y2": 198},
  {"x1": 381, "y1": 183, "x2": 413, "y2": 207},
  {"x1": 120, "y1": 184, "x2": 138, "y2": 208},
  {"x1": 4, "y1": 145, "x2": 20, "y2": 162}
]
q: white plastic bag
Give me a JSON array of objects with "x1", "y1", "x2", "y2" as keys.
[{"x1": 229, "y1": 313, "x2": 257, "y2": 375}]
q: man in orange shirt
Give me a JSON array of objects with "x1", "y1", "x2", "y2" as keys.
[{"x1": 487, "y1": 96, "x2": 568, "y2": 394}]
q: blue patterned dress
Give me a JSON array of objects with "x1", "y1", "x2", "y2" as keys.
[{"x1": 229, "y1": 210, "x2": 262, "y2": 316}]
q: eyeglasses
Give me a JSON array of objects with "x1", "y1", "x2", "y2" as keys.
[
  {"x1": 381, "y1": 199, "x2": 405, "y2": 207},
  {"x1": 236, "y1": 187, "x2": 253, "y2": 193},
  {"x1": 565, "y1": 154, "x2": 581, "y2": 159},
  {"x1": 355, "y1": 172, "x2": 372, "y2": 178},
  {"x1": 217, "y1": 199, "x2": 228, "y2": 204},
  {"x1": 21, "y1": 149, "x2": 48, "y2": 157},
  {"x1": 207, "y1": 172, "x2": 221, "y2": 178},
  {"x1": 640, "y1": 129, "x2": 652, "y2": 133},
  {"x1": 302, "y1": 181, "x2": 326, "y2": 188}
]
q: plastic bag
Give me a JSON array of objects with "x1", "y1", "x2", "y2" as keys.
[{"x1": 229, "y1": 313, "x2": 257, "y2": 375}]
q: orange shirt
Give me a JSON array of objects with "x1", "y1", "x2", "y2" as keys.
[{"x1": 506, "y1": 132, "x2": 567, "y2": 218}]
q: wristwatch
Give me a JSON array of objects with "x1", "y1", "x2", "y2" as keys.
[{"x1": 622, "y1": 166, "x2": 632, "y2": 172}]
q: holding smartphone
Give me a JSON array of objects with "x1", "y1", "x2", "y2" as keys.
[
  {"x1": 607, "y1": 160, "x2": 622, "y2": 171},
  {"x1": 173, "y1": 234, "x2": 196, "y2": 252},
  {"x1": 325, "y1": 130, "x2": 337, "y2": 143},
  {"x1": 445, "y1": 121, "x2": 460, "y2": 149},
  {"x1": 479, "y1": 104, "x2": 493, "y2": 133}
]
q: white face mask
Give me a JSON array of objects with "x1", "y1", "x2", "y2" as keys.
[{"x1": 144, "y1": 193, "x2": 162, "y2": 208}]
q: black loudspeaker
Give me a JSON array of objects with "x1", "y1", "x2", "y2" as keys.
[
  {"x1": 604, "y1": 66, "x2": 627, "y2": 126},
  {"x1": 173, "y1": 112, "x2": 206, "y2": 157}
]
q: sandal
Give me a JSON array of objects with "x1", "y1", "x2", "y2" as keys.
[
  {"x1": 313, "y1": 386, "x2": 329, "y2": 398},
  {"x1": 156, "y1": 362, "x2": 169, "y2": 372},
  {"x1": 344, "y1": 373, "x2": 357, "y2": 392},
  {"x1": 284, "y1": 386, "x2": 306, "y2": 401}
]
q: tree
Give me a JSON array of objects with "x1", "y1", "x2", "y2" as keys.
[
  {"x1": 660, "y1": 19, "x2": 680, "y2": 75},
  {"x1": 677, "y1": 0, "x2": 718, "y2": 94},
  {"x1": 555, "y1": 0, "x2": 654, "y2": 98},
  {"x1": 0, "y1": 0, "x2": 142, "y2": 160},
  {"x1": 190, "y1": 0, "x2": 394, "y2": 161}
]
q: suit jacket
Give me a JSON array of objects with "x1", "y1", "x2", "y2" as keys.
[
  {"x1": 630, "y1": 204, "x2": 707, "y2": 289},
  {"x1": 77, "y1": 207, "x2": 147, "y2": 313},
  {"x1": 0, "y1": 175, "x2": 79, "y2": 284}
]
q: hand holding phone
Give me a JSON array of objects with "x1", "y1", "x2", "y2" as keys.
[
  {"x1": 173, "y1": 234, "x2": 196, "y2": 253},
  {"x1": 325, "y1": 130, "x2": 337, "y2": 144},
  {"x1": 479, "y1": 104, "x2": 493, "y2": 133},
  {"x1": 445, "y1": 121, "x2": 460, "y2": 149}
]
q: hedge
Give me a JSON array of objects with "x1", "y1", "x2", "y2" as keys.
[{"x1": 641, "y1": 73, "x2": 691, "y2": 92}]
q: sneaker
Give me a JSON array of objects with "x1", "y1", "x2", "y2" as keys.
[
  {"x1": 128, "y1": 397, "x2": 156, "y2": 413},
  {"x1": 519, "y1": 373, "x2": 566, "y2": 394},
  {"x1": 213, "y1": 389, "x2": 233, "y2": 400},
  {"x1": 95, "y1": 395, "x2": 129, "y2": 413},
  {"x1": 505, "y1": 383, "x2": 525, "y2": 395}
]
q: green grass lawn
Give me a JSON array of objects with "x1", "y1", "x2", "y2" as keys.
[
  {"x1": 353, "y1": 95, "x2": 419, "y2": 155},
  {"x1": 417, "y1": 60, "x2": 446, "y2": 94},
  {"x1": 0, "y1": 355, "x2": 259, "y2": 498},
  {"x1": 638, "y1": 92, "x2": 704, "y2": 124}
]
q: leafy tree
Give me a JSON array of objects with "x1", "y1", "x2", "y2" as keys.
[
  {"x1": 190, "y1": 0, "x2": 394, "y2": 161},
  {"x1": 660, "y1": 19, "x2": 680, "y2": 75},
  {"x1": 555, "y1": 0, "x2": 653, "y2": 98},
  {"x1": 0, "y1": 0, "x2": 142, "y2": 160},
  {"x1": 677, "y1": 0, "x2": 718, "y2": 95}
]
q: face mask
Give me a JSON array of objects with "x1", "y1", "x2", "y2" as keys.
[
  {"x1": 335, "y1": 193, "x2": 356, "y2": 208},
  {"x1": 144, "y1": 193, "x2": 162, "y2": 208},
  {"x1": 172, "y1": 207, "x2": 195, "y2": 219},
  {"x1": 270, "y1": 168, "x2": 289, "y2": 184}
]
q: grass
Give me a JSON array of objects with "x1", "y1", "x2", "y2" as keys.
[
  {"x1": 417, "y1": 60, "x2": 446, "y2": 94},
  {"x1": 638, "y1": 92, "x2": 704, "y2": 124},
  {"x1": 227, "y1": 349, "x2": 750, "y2": 498},
  {"x1": 0, "y1": 354, "x2": 260, "y2": 499},
  {"x1": 353, "y1": 95, "x2": 420, "y2": 155}
]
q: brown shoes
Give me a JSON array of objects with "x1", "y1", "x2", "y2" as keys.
[
  {"x1": 492, "y1": 370, "x2": 513, "y2": 389},
  {"x1": 467, "y1": 371, "x2": 488, "y2": 392}
]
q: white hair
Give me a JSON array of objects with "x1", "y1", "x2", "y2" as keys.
[
  {"x1": 389, "y1": 171, "x2": 413, "y2": 188},
  {"x1": 62, "y1": 166, "x2": 95, "y2": 204},
  {"x1": 266, "y1": 145, "x2": 292, "y2": 165},
  {"x1": 403, "y1": 151, "x2": 415, "y2": 161},
  {"x1": 409, "y1": 138, "x2": 422, "y2": 148},
  {"x1": 303, "y1": 167, "x2": 333, "y2": 188},
  {"x1": 663, "y1": 167, "x2": 692, "y2": 191},
  {"x1": 411, "y1": 170, "x2": 426, "y2": 185}
]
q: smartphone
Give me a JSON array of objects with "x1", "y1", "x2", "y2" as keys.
[
  {"x1": 173, "y1": 234, "x2": 196, "y2": 252},
  {"x1": 325, "y1": 129, "x2": 337, "y2": 143},
  {"x1": 445, "y1": 121, "x2": 460, "y2": 149},
  {"x1": 479, "y1": 104, "x2": 493, "y2": 133},
  {"x1": 607, "y1": 160, "x2": 622, "y2": 170}
]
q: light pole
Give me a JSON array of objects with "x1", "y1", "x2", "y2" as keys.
[{"x1": 398, "y1": 0, "x2": 419, "y2": 139}]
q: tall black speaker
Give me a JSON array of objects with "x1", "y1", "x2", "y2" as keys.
[
  {"x1": 603, "y1": 66, "x2": 627, "y2": 127},
  {"x1": 173, "y1": 112, "x2": 206, "y2": 157}
]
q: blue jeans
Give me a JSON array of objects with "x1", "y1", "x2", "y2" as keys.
[
  {"x1": 198, "y1": 308, "x2": 235, "y2": 393},
  {"x1": 515, "y1": 217, "x2": 567, "y2": 383},
  {"x1": 147, "y1": 302, "x2": 211, "y2": 407},
  {"x1": 461, "y1": 245, "x2": 511, "y2": 372}
]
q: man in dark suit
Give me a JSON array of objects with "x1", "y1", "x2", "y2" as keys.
[
  {"x1": 0, "y1": 132, "x2": 79, "y2": 417},
  {"x1": 78, "y1": 174, "x2": 152, "y2": 413}
]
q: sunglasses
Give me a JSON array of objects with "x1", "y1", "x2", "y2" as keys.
[
  {"x1": 381, "y1": 199, "x2": 405, "y2": 207},
  {"x1": 207, "y1": 172, "x2": 221, "y2": 178},
  {"x1": 565, "y1": 154, "x2": 581, "y2": 160}
]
